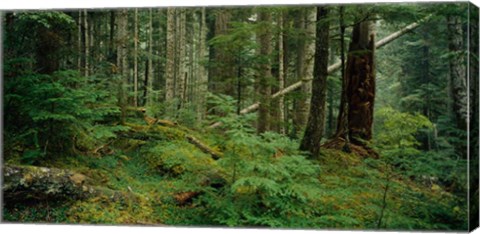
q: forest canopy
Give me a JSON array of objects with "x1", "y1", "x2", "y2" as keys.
[{"x1": 2, "y1": 2, "x2": 479, "y2": 231}]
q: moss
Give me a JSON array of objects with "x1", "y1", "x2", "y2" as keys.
[
  {"x1": 142, "y1": 140, "x2": 220, "y2": 177},
  {"x1": 67, "y1": 192, "x2": 155, "y2": 224},
  {"x1": 4, "y1": 122, "x2": 467, "y2": 229}
]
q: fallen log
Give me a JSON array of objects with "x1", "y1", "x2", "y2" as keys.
[
  {"x1": 3, "y1": 164, "x2": 131, "y2": 202},
  {"x1": 3, "y1": 164, "x2": 91, "y2": 201},
  {"x1": 186, "y1": 135, "x2": 223, "y2": 159},
  {"x1": 209, "y1": 17, "x2": 429, "y2": 129}
]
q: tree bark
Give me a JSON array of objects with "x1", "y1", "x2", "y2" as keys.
[
  {"x1": 35, "y1": 23, "x2": 63, "y2": 74},
  {"x1": 335, "y1": 5, "x2": 350, "y2": 147},
  {"x1": 108, "y1": 11, "x2": 115, "y2": 63},
  {"x1": 176, "y1": 8, "x2": 187, "y2": 109},
  {"x1": 468, "y1": 4, "x2": 479, "y2": 229},
  {"x1": 293, "y1": 9, "x2": 308, "y2": 134},
  {"x1": 447, "y1": 14, "x2": 467, "y2": 131},
  {"x1": 84, "y1": 10, "x2": 89, "y2": 77},
  {"x1": 133, "y1": 8, "x2": 139, "y2": 107},
  {"x1": 337, "y1": 19, "x2": 376, "y2": 142},
  {"x1": 294, "y1": 8, "x2": 316, "y2": 135},
  {"x1": 256, "y1": 10, "x2": 273, "y2": 134},
  {"x1": 276, "y1": 12, "x2": 286, "y2": 134},
  {"x1": 165, "y1": 8, "x2": 176, "y2": 103},
  {"x1": 210, "y1": 9, "x2": 235, "y2": 96},
  {"x1": 197, "y1": 7, "x2": 209, "y2": 121},
  {"x1": 147, "y1": 8, "x2": 154, "y2": 106},
  {"x1": 116, "y1": 9, "x2": 129, "y2": 124},
  {"x1": 77, "y1": 10, "x2": 82, "y2": 72},
  {"x1": 299, "y1": 6, "x2": 329, "y2": 159}
]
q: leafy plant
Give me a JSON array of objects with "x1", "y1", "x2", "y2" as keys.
[{"x1": 4, "y1": 70, "x2": 122, "y2": 162}]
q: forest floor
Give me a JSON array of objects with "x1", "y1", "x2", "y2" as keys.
[{"x1": 2, "y1": 116, "x2": 467, "y2": 230}]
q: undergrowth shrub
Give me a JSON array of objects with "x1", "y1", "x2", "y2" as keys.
[
  {"x1": 4, "y1": 67, "x2": 125, "y2": 164},
  {"x1": 374, "y1": 107, "x2": 467, "y2": 192},
  {"x1": 176, "y1": 102, "x2": 324, "y2": 227},
  {"x1": 4, "y1": 69, "x2": 125, "y2": 164}
]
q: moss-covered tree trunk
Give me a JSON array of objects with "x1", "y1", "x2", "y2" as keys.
[{"x1": 3, "y1": 165, "x2": 91, "y2": 201}]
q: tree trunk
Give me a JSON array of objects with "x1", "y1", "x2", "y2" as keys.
[
  {"x1": 294, "y1": 8, "x2": 316, "y2": 135},
  {"x1": 276, "y1": 12, "x2": 286, "y2": 134},
  {"x1": 165, "y1": 8, "x2": 176, "y2": 103},
  {"x1": 293, "y1": 9, "x2": 307, "y2": 135},
  {"x1": 89, "y1": 12, "x2": 95, "y2": 73},
  {"x1": 256, "y1": 10, "x2": 273, "y2": 134},
  {"x1": 144, "y1": 60, "x2": 149, "y2": 106},
  {"x1": 299, "y1": 6, "x2": 329, "y2": 159},
  {"x1": 197, "y1": 7, "x2": 209, "y2": 121},
  {"x1": 176, "y1": 8, "x2": 187, "y2": 109},
  {"x1": 422, "y1": 33, "x2": 432, "y2": 151},
  {"x1": 77, "y1": 10, "x2": 82, "y2": 72},
  {"x1": 116, "y1": 9, "x2": 129, "y2": 124},
  {"x1": 335, "y1": 5, "x2": 350, "y2": 146},
  {"x1": 210, "y1": 9, "x2": 235, "y2": 96},
  {"x1": 468, "y1": 5, "x2": 479, "y2": 229},
  {"x1": 447, "y1": 14, "x2": 467, "y2": 131},
  {"x1": 147, "y1": 8, "x2": 154, "y2": 106},
  {"x1": 133, "y1": 8, "x2": 139, "y2": 107},
  {"x1": 336, "y1": 19, "x2": 376, "y2": 143},
  {"x1": 84, "y1": 10, "x2": 89, "y2": 77},
  {"x1": 108, "y1": 11, "x2": 115, "y2": 63},
  {"x1": 35, "y1": 24, "x2": 64, "y2": 74}
]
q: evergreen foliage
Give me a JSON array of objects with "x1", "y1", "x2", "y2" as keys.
[{"x1": 2, "y1": 3, "x2": 475, "y2": 231}]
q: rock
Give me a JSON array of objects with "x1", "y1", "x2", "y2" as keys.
[{"x1": 3, "y1": 164, "x2": 90, "y2": 201}]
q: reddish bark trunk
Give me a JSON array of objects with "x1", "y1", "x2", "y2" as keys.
[{"x1": 337, "y1": 21, "x2": 376, "y2": 142}]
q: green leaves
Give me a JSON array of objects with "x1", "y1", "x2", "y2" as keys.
[
  {"x1": 21, "y1": 149, "x2": 45, "y2": 165},
  {"x1": 375, "y1": 106, "x2": 433, "y2": 150},
  {"x1": 17, "y1": 12, "x2": 75, "y2": 29},
  {"x1": 4, "y1": 69, "x2": 123, "y2": 160}
]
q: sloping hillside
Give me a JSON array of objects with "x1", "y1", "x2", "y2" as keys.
[{"x1": 2, "y1": 119, "x2": 467, "y2": 230}]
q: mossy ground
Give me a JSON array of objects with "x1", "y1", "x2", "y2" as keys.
[{"x1": 2, "y1": 123, "x2": 468, "y2": 230}]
